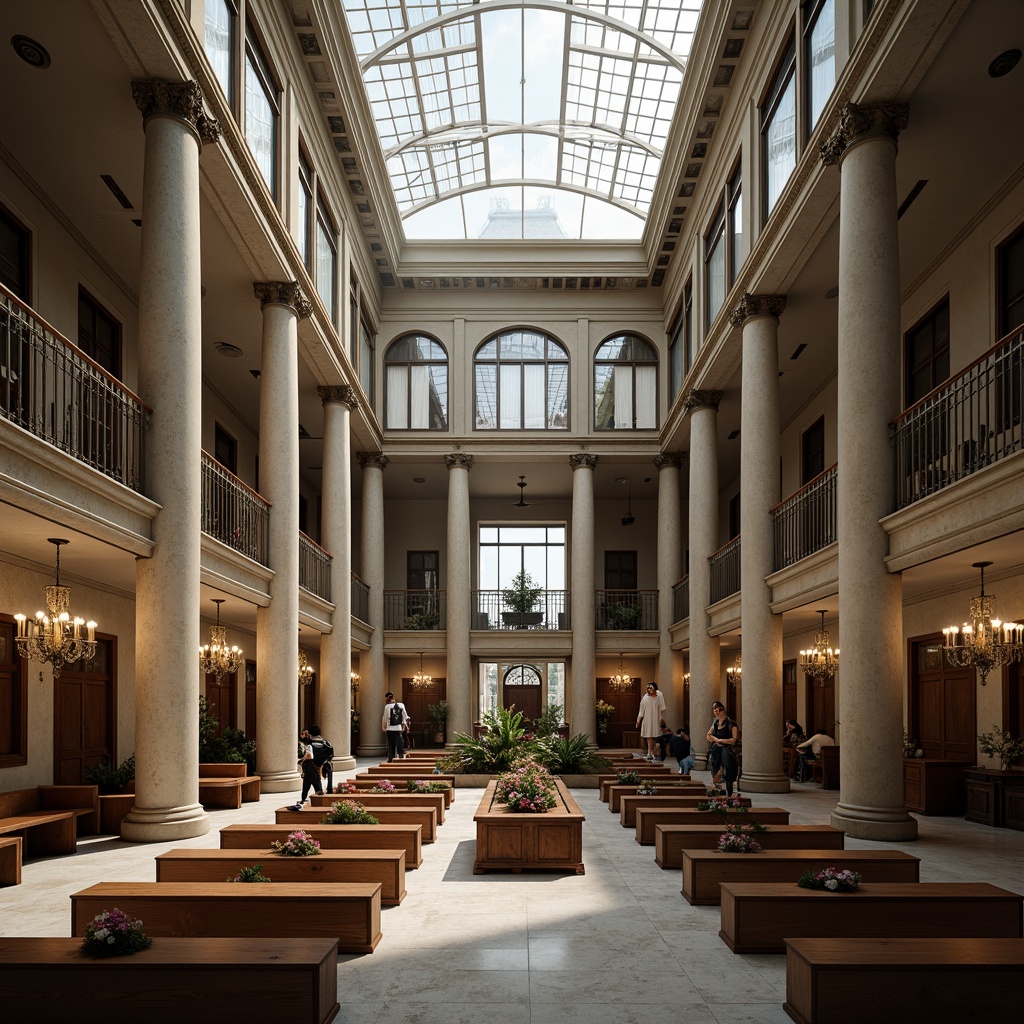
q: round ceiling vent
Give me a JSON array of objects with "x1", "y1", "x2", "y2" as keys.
[
  {"x1": 989, "y1": 49, "x2": 1021, "y2": 79},
  {"x1": 214, "y1": 342, "x2": 244, "y2": 359},
  {"x1": 11, "y1": 35, "x2": 50, "y2": 69}
]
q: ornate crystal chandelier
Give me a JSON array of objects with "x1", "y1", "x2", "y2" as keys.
[
  {"x1": 410, "y1": 652, "x2": 432, "y2": 691},
  {"x1": 608, "y1": 653, "x2": 632, "y2": 691},
  {"x1": 727, "y1": 638, "x2": 742, "y2": 681},
  {"x1": 943, "y1": 562, "x2": 1022, "y2": 685},
  {"x1": 297, "y1": 628, "x2": 314, "y2": 686},
  {"x1": 800, "y1": 610, "x2": 840, "y2": 679},
  {"x1": 198, "y1": 598, "x2": 242, "y2": 682},
  {"x1": 351, "y1": 671, "x2": 360, "y2": 696},
  {"x1": 15, "y1": 539, "x2": 97, "y2": 678}
]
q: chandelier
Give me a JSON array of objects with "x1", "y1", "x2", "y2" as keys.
[
  {"x1": 198, "y1": 598, "x2": 242, "y2": 682},
  {"x1": 297, "y1": 630, "x2": 314, "y2": 686},
  {"x1": 410, "y1": 652, "x2": 432, "y2": 691},
  {"x1": 609, "y1": 653, "x2": 632, "y2": 691},
  {"x1": 727, "y1": 639, "x2": 742, "y2": 681},
  {"x1": 14, "y1": 538, "x2": 97, "y2": 678},
  {"x1": 351, "y1": 671, "x2": 360, "y2": 696},
  {"x1": 800, "y1": 610, "x2": 840, "y2": 679},
  {"x1": 943, "y1": 561, "x2": 1022, "y2": 685}
]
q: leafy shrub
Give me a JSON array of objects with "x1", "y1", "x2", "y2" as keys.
[
  {"x1": 532, "y1": 703, "x2": 565, "y2": 739},
  {"x1": 407, "y1": 779, "x2": 451, "y2": 793},
  {"x1": 229, "y1": 864, "x2": 272, "y2": 882},
  {"x1": 199, "y1": 696, "x2": 256, "y2": 770},
  {"x1": 84, "y1": 755, "x2": 136, "y2": 794},
  {"x1": 448, "y1": 706, "x2": 543, "y2": 772},
  {"x1": 320, "y1": 801, "x2": 379, "y2": 825},
  {"x1": 535, "y1": 733, "x2": 611, "y2": 774}
]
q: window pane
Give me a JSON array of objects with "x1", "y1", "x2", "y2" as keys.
[
  {"x1": 316, "y1": 218, "x2": 335, "y2": 320},
  {"x1": 386, "y1": 365, "x2": 408, "y2": 429},
  {"x1": 547, "y1": 362, "x2": 568, "y2": 428},
  {"x1": 204, "y1": 0, "x2": 233, "y2": 104},
  {"x1": 729, "y1": 190, "x2": 743, "y2": 284},
  {"x1": 427, "y1": 364, "x2": 449, "y2": 429},
  {"x1": 706, "y1": 231, "x2": 725, "y2": 322},
  {"x1": 500, "y1": 363, "x2": 522, "y2": 428},
  {"x1": 476, "y1": 364, "x2": 497, "y2": 427},
  {"x1": 523, "y1": 363, "x2": 545, "y2": 429},
  {"x1": 245, "y1": 51, "x2": 276, "y2": 195},
  {"x1": 594, "y1": 363, "x2": 614, "y2": 428},
  {"x1": 764, "y1": 73, "x2": 796, "y2": 215},
  {"x1": 808, "y1": 0, "x2": 836, "y2": 133}
]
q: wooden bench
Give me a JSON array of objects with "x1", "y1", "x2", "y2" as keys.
[
  {"x1": 637, "y1": 807, "x2": 792, "y2": 845},
  {"x1": 310, "y1": 790, "x2": 446, "y2": 823},
  {"x1": 359, "y1": 767, "x2": 458, "y2": 782},
  {"x1": 220, "y1": 822, "x2": 424, "y2": 868},
  {"x1": 620, "y1": 794, "x2": 751, "y2": 828},
  {"x1": 97, "y1": 793, "x2": 136, "y2": 835},
  {"x1": 598, "y1": 770, "x2": 680, "y2": 801},
  {"x1": 607, "y1": 783, "x2": 705, "y2": 812},
  {"x1": 0, "y1": 785, "x2": 98, "y2": 854},
  {"x1": 682, "y1": 849, "x2": 920, "y2": 905},
  {"x1": 806, "y1": 744, "x2": 839, "y2": 788},
  {"x1": 275, "y1": 805, "x2": 438, "y2": 842},
  {"x1": 344, "y1": 778, "x2": 454, "y2": 807},
  {"x1": 783, "y1": 937, "x2": 1024, "y2": 1023},
  {"x1": 0, "y1": 836, "x2": 22, "y2": 886},
  {"x1": 155, "y1": 847, "x2": 406, "y2": 906},
  {"x1": 200, "y1": 763, "x2": 261, "y2": 802},
  {"x1": 720, "y1": 882, "x2": 1023, "y2": 954},
  {"x1": 654, "y1": 824, "x2": 844, "y2": 868},
  {"x1": 72, "y1": 880, "x2": 382, "y2": 954},
  {"x1": 0, "y1": 936, "x2": 340, "y2": 1021}
]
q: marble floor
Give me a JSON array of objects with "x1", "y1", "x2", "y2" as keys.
[{"x1": 2, "y1": 762, "x2": 1022, "y2": 1023}]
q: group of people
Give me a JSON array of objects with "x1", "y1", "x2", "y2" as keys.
[{"x1": 784, "y1": 719, "x2": 835, "y2": 782}]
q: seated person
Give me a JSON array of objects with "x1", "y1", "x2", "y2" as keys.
[
  {"x1": 794, "y1": 732, "x2": 834, "y2": 782},
  {"x1": 783, "y1": 720, "x2": 805, "y2": 778},
  {"x1": 668, "y1": 726, "x2": 695, "y2": 775}
]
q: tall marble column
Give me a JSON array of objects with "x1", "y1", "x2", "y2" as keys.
[
  {"x1": 655, "y1": 452, "x2": 684, "y2": 723},
  {"x1": 357, "y1": 452, "x2": 388, "y2": 757},
  {"x1": 686, "y1": 390, "x2": 722, "y2": 769},
  {"x1": 823, "y1": 102, "x2": 917, "y2": 840},
  {"x1": 570, "y1": 454, "x2": 597, "y2": 739},
  {"x1": 445, "y1": 453, "x2": 473, "y2": 739},
  {"x1": 122, "y1": 80, "x2": 219, "y2": 841},
  {"x1": 731, "y1": 293, "x2": 788, "y2": 793},
  {"x1": 318, "y1": 385, "x2": 358, "y2": 771},
  {"x1": 253, "y1": 282, "x2": 310, "y2": 792}
]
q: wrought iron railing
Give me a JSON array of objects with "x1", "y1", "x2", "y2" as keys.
[
  {"x1": 672, "y1": 576, "x2": 689, "y2": 623},
  {"x1": 384, "y1": 589, "x2": 447, "y2": 629},
  {"x1": 201, "y1": 452, "x2": 270, "y2": 566},
  {"x1": 0, "y1": 283, "x2": 148, "y2": 489},
  {"x1": 351, "y1": 573, "x2": 370, "y2": 624},
  {"x1": 596, "y1": 589, "x2": 658, "y2": 630},
  {"x1": 299, "y1": 532, "x2": 332, "y2": 601},
  {"x1": 892, "y1": 328, "x2": 1024, "y2": 508},
  {"x1": 709, "y1": 537, "x2": 741, "y2": 604},
  {"x1": 772, "y1": 464, "x2": 837, "y2": 571},
  {"x1": 471, "y1": 590, "x2": 570, "y2": 630}
]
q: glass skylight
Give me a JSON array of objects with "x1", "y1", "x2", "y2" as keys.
[{"x1": 340, "y1": 0, "x2": 704, "y2": 240}]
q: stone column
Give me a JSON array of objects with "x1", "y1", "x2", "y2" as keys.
[
  {"x1": 445, "y1": 453, "x2": 473, "y2": 739},
  {"x1": 685, "y1": 390, "x2": 722, "y2": 769},
  {"x1": 570, "y1": 454, "x2": 598, "y2": 738},
  {"x1": 357, "y1": 452, "x2": 388, "y2": 757},
  {"x1": 318, "y1": 385, "x2": 358, "y2": 771},
  {"x1": 252, "y1": 282, "x2": 310, "y2": 792},
  {"x1": 122, "y1": 80, "x2": 219, "y2": 842},
  {"x1": 823, "y1": 102, "x2": 917, "y2": 840},
  {"x1": 655, "y1": 452, "x2": 684, "y2": 724},
  {"x1": 731, "y1": 294, "x2": 788, "y2": 793}
]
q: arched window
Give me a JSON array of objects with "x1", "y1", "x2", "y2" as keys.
[
  {"x1": 384, "y1": 335, "x2": 449, "y2": 430},
  {"x1": 474, "y1": 330, "x2": 569, "y2": 430},
  {"x1": 594, "y1": 334, "x2": 659, "y2": 429}
]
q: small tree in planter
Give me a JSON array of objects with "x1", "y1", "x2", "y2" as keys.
[
  {"x1": 978, "y1": 726, "x2": 1024, "y2": 770},
  {"x1": 427, "y1": 700, "x2": 450, "y2": 743},
  {"x1": 502, "y1": 570, "x2": 544, "y2": 628}
]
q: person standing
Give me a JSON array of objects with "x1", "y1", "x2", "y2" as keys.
[
  {"x1": 382, "y1": 691, "x2": 410, "y2": 763},
  {"x1": 635, "y1": 682, "x2": 666, "y2": 761},
  {"x1": 305, "y1": 725, "x2": 334, "y2": 793},
  {"x1": 290, "y1": 733, "x2": 324, "y2": 811},
  {"x1": 706, "y1": 701, "x2": 740, "y2": 795}
]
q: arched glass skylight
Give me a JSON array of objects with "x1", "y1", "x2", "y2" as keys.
[{"x1": 340, "y1": 0, "x2": 705, "y2": 240}]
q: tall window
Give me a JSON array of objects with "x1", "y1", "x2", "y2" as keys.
[
  {"x1": 244, "y1": 20, "x2": 279, "y2": 197},
  {"x1": 359, "y1": 314, "x2": 374, "y2": 400},
  {"x1": 77, "y1": 290, "x2": 121, "y2": 379},
  {"x1": 904, "y1": 298, "x2": 950, "y2": 406},
  {"x1": 706, "y1": 163, "x2": 743, "y2": 329},
  {"x1": 475, "y1": 330, "x2": 569, "y2": 430},
  {"x1": 728, "y1": 163, "x2": 743, "y2": 284},
  {"x1": 315, "y1": 195, "x2": 337, "y2": 322},
  {"x1": 805, "y1": 0, "x2": 836, "y2": 134},
  {"x1": 761, "y1": 37, "x2": 796, "y2": 219},
  {"x1": 802, "y1": 415, "x2": 825, "y2": 483},
  {"x1": 385, "y1": 335, "x2": 448, "y2": 430},
  {"x1": 705, "y1": 201, "x2": 726, "y2": 327},
  {"x1": 668, "y1": 302, "x2": 685, "y2": 402},
  {"x1": 0, "y1": 616, "x2": 28, "y2": 767},
  {"x1": 479, "y1": 525, "x2": 566, "y2": 593},
  {"x1": 683, "y1": 279, "x2": 696, "y2": 371},
  {"x1": 998, "y1": 224, "x2": 1024, "y2": 337},
  {"x1": 0, "y1": 203, "x2": 30, "y2": 299},
  {"x1": 204, "y1": 0, "x2": 236, "y2": 105},
  {"x1": 604, "y1": 551, "x2": 637, "y2": 590},
  {"x1": 594, "y1": 334, "x2": 658, "y2": 429},
  {"x1": 214, "y1": 422, "x2": 238, "y2": 474},
  {"x1": 297, "y1": 150, "x2": 313, "y2": 270}
]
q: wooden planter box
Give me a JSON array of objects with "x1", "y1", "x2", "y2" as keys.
[
  {"x1": 275, "y1": 805, "x2": 437, "y2": 842},
  {"x1": 310, "y1": 791, "x2": 445, "y2": 822},
  {"x1": 654, "y1": 824, "x2": 844, "y2": 869},
  {"x1": 607, "y1": 783, "x2": 705, "y2": 811},
  {"x1": 220, "y1": 823, "x2": 424, "y2": 868},
  {"x1": 345, "y1": 779, "x2": 454, "y2": 806},
  {"x1": 636, "y1": 807, "x2": 791, "y2": 845},
  {"x1": 474, "y1": 779, "x2": 585, "y2": 874},
  {"x1": 620, "y1": 794, "x2": 751, "y2": 828}
]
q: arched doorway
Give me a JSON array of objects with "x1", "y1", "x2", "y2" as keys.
[{"x1": 503, "y1": 663, "x2": 543, "y2": 722}]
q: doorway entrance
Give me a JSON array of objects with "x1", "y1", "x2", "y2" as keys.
[{"x1": 53, "y1": 636, "x2": 115, "y2": 784}]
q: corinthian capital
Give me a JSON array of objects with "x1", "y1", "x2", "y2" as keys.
[
  {"x1": 682, "y1": 389, "x2": 722, "y2": 412},
  {"x1": 654, "y1": 452, "x2": 685, "y2": 471},
  {"x1": 131, "y1": 79, "x2": 221, "y2": 144},
  {"x1": 729, "y1": 293, "x2": 786, "y2": 327},
  {"x1": 821, "y1": 102, "x2": 910, "y2": 166},
  {"x1": 318, "y1": 385, "x2": 359, "y2": 410},
  {"x1": 253, "y1": 282, "x2": 313, "y2": 319},
  {"x1": 569, "y1": 453, "x2": 598, "y2": 470},
  {"x1": 357, "y1": 452, "x2": 389, "y2": 471},
  {"x1": 444, "y1": 453, "x2": 474, "y2": 470}
]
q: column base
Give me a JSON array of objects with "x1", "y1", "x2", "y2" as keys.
[
  {"x1": 357, "y1": 741, "x2": 387, "y2": 758},
  {"x1": 831, "y1": 800, "x2": 919, "y2": 841},
  {"x1": 331, "y1": 756, "x2": 356, "y2": 772},
  {"x1": 739, "y1": 771, "x2": 790, "y2": 794},
  {"x1": 257, "y1": 769, "x2": 303, "y2": 793},
  {"x1": 119, "y1": 803, "x2": 210, "y2": 843}
]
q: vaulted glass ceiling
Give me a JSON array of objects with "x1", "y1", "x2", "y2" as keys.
[{"x1": 340, "y1": 0, "x2": 705, "y2": 240}]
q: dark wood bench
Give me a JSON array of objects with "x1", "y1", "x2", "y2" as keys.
[
  {"x1": 598, "y1": 769, "x2": 678, "y2": 801},
  {"x1": 220, "y1": 822, "x2": 424, "y2": 868},
  {"x1": 276, "y1": 804, "x2": 438, "y2": 842},
  {"x1": 200, "y1": 763, "x2": 261, "y2": 802},
  {"x1": 310, "y1": 790, "x2": 446, "y2": 822},
  {"x1": 0, "y1": 936, "x2": 340, "y2": 1021},
  {"x1": 0, "y1": 836, "x2": 22, "y2": 886},
  {"x1": 654, "y1": 824, "x2": 844, "y2": 868},
  {"x1": 71, "y1": 881, "x2": 382, "y2": 954},
  {"x1": 682, "y1": 849, "x2": 920, "y2": 905},
  {"x1": 0, "y1": 785, "x2": 98, "y2": 854},
  {"x1": 344, "y1": 778, "x2": 454, "y2": 807},
  {"x1": 637, "y1": 807, "x2": 792, "y2": 845},
  {"x1": 621, "y1": 794, "x2": 752, "y2": 828},
  {"x1": 720, "y1": 882, "x2": 1023, "y2": 953},
  {"x1": 155, "y1": 847, "x2": 406, "y2": 905},
  {"x1": 806, "y1": 744, "x2": 839, "y2": 788},
  {"x1": 607, "y1": 782, "x2": 704, "y2": 811},
  {"x1": 784, "y1": 937, "x2": 1024, "y2": 1023},
  {"x1": 97, "y1": 793, "x2": 136, "y2": 835}
]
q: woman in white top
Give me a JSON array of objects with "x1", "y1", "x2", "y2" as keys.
[{"x1": 635, "y1": 682, "x2": 666, "y2": 760}]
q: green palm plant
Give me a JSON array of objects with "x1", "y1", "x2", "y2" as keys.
[
  {"x1": 535, "y1": 733, "x2": 611, "y2": 774},
  {"x1": 449, "y1": 706, "x2": 542, "y2": 772}
]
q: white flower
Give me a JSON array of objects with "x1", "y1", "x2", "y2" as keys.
[
  {"x1": 107, "y1": 935, "x2": 116, "y2": 944},
  {"x1": 825, "y1": 879, "x2": 838, "y2": 890},
  {"x1": 94, "y1": 928, "x2": 109, "y2": 940}
]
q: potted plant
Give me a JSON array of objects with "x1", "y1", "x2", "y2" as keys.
[
  {"x1": 604, "y1": 599, "x2": 642, "y2": 629},
  {"x1": 978, "y1": 726, "x2": 1024, "y2": 771},
  {"x1": 427, "y1": 699, "x2": 450, "y2": 744},
  {"x1": 595, "y1": 699, "x2": 615, "y2": 735},
  {"x1": 501, "y1": 570, "x2": 544, "y2": 628}
]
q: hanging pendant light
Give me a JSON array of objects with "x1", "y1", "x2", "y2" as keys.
[
  {"x1": 198, "y1": 598, "x2": 242, "y2": 682},
  {"x1": 512, "y1": 475, "x2": 531, "y2": 507},
  {"x1": 621, "y1": 481, "x2": 635, "y2": 526},
  {"x1": 410, "y1": 652, "x2": 433, "y2": 690},
  {"x1": 608, "y1": 653, "x2": 632, "y2": 691},
  {"x1": 800, "y1": 611, "x2": 840, "y2": 679},
  {"x1": 297, "y1": 629, "x2": 314, "y2": 686}
]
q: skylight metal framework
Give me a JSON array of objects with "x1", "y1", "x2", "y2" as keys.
[{"x1": 340, "y1": 0, "x2": 704, "y2": 239}]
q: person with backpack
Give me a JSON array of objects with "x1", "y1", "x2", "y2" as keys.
[
  {"x1": 290, "y1": 728, "x2": 325, "y2": 811},
  {"x1": 305, "y1": 725, "x2": 334, "y2": 794},
  {"x1": 382, "y1": 691, "x2": 410, "y2": 762}
]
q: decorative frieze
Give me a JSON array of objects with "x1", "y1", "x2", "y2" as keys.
[
  {"x1": 131, "y1": 79, "x2": 220, "y2": 145},
  {"x1": 253, "y1": 282, "x2": 313, "y2": 319},
  {"x1": 356, "y1": 452, "x2": 389, "y2": 471},
  {"x1": 821, "y1": 102, "x2": 910, "y2": 167},
  {"x1": 444, "y1": 453, "x2": 474, "y2": 470},
  {"x1": 569, "y1": 453, "x2": 598, "y2": 470},
  {"x1": 317, "y1": 385, "x2": 358, "y2": 410},
  {"x1": 683, "y1": 389, "x2": 723, "y2": 412},
  {"x1": 729, "y1": 293, "x2": 786, "y2": 327}
]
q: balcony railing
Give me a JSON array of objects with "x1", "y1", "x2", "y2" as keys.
[
  {"x1": 892, "y1": 328, "x2": 1024, "y2": 509},
  {"x1": 351, "y1": 573, "x2": 370, "y2": 624},
  {"x1": 772, "y1": 464, "x2": 837, "y2": 571},
  {"x1": 201, "y1": 452, "x2": 270, "y2": 566},
  {"x1": 384, "y1": 590, "x2": 447, "y2": 630},
  {"x1": 472, "y1": 590, "x2": 570, "y2": 630},
  {"x1": 709, "y1": 537, "x2": 741, "y2": 604},
  {"x1": 0, "y1": 283, "x2": 148, "y2": 489},
  {"x1": 672, "y1": 576, "x2": 689, "y2": 623},
  {"x1": 299, "y1": 532, "x2": 332, "y2": 601},
  {"x1": 596, "y1": 589, "x2": 657, "y2": 630}
]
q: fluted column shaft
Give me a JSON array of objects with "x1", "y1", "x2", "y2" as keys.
[
  {"x1": 358, "y1": 453, "x2": 388, "y2": 757},
  {"x1": 445, "y1": 454, "x2": 473, "y2": 739},
  {"x1": 824, "y1": 103, "x2": 917, "y2": 840},
  {"x1": 318, "y1": 385, "x2": 357, "y2": 770},
  {"x1": 656, "y1": 453, "x2": 684, "y2": 724},
  {"x1": 570, "y1": 454, "x2": 597, "y2": 738},
  {"x1": 123, "y1": 80, "x2": 219, "y2": 841}
]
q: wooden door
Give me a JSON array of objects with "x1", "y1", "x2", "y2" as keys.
[
  {"x1": 596, "y1": 677, "x2": 639, "y2": 747},
  {"x1": 54, "y1": 636, "x2": 115, "y2": 784},
  {"x1": 805, "y1": 672, "x2": 835, "y2": 737},
  {"x1": 782, "y1": 660, "x2": 797, "y2": 724},
  {"x1": 204, "y1": 672, "x2": 236, "y2": 732},
  {"x1": 298, "y1": 674, "x2": 317, "y2": 733},
  {"x1": 503, "y1": 664, "x2": 542, "y2": 723},
  {"x1": 727, "y1": 672, "x2": 741, "y2": 724},
  {"x1": 244, "y1": 660, "x2": 257, "y2": 740},
  {"x1": 1005, "y1": 661, "x2": 1023, "y2": 766},
  {"x1": 0, "y1": 617, "x2": 27, "y2": 766},
  {"x1": 400, "y1": 677, "x2": 447, "y2": 748},
  {"x1": 909, "y1": 634, "x2": 974, "y2": 760}
]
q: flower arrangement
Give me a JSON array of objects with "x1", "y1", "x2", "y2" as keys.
[
  {"x1": 494, "y1": 759, "x2": 558, "y2": 813},
  {"x1": 617, "y1": 769, "x2": 640, "y2": 784},
  {"x1": 407, "y1": 779, "x2": 451, "y2": 793},
  {"x1": 229, "y1": 864, "x2": 272, "y2": 882},
  {"x1": 270, "y1": 829, "x2": 322, "y2": 856},
  {"x1": 369, "y1": 779, "x2": 396, "y2": 793},
  {"x1": 797, "y1": 867, "x2": 862, "y2": 892},
  {"x1": 696, "y1": 795, "x2": 748, "y2": 814},
  {"x1": 704, "y1": 785, "x2": 727, "y2": 797},
  {"x1": 81, "y1": 908, "x2": 152, "y2": 958},
  {"x1": 978, "y1": 726, "x2": 1024, "y2": 770},
  {"x1": 636, "y1": 782, "x2": 659, "y2": 795},
  {"x1": 595, "y1": 699, "x2": 616, "y2": 734},
  {"x1": 334, "y1": 780, "x2": 359, "y2": 794},
  {"x1": 716, "y1": 824, "x2": 764, "y2": 853},
  {"x1": 321, "y1": 800, "x2": 379, "y2": 825}
]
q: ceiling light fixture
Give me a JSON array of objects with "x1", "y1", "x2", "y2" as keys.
[
  {"x1": 621, "y1": 481, "x2": 634, "y2": 526},
  {"x1": 410, "y1": 652, "x2": 433, "y2": 691},
  {"x1": 608, "y1": 653, "x2": 632, "y2": 691},
  {"x1": 800, "y1": 611, "x2": 840, "y2": 679},
  {"x1": 512, "y1": 475, "x2": 531, "y2": 507},
  {"x1": 198, "y1": 598, "x2": 242, "y2": 683},
  {"x1": 297, "y1": 629, "x2": 314, "y2": 687}
]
